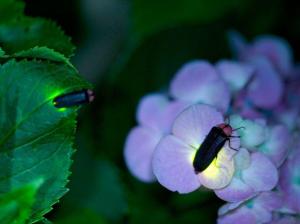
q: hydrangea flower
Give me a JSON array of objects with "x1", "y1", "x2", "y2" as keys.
[
  {"x1": 228, "y1": 31, "x2": 293, "y2": 77},
  {"x1": 278, "y1": 146, "x2": 300, "y2": 213},
  {"x1": 215, "y1": 148, "x2": 278, "y2": 202},
  {"x1": 216, "y1": 60, "x2": 254, "y2": 92},
  {"x1": 152, "y1": 104, "x2": 239, "y2": 193},
  {"x1": 170, "y1": 60, "x2": 231, "y2": 112},
  {"x1": 124, "y1": 31, "x2": 299, "y2": 223},
  {"x1": 124, "y1": 94, "x2": 188, "y2": 182},
  {"x1": 218, "y1": 191, "x2": 282, "y2": 224},
  {"x1": 229, "y1": 115, "x2": 291, "y2": 167},
  {"x1": 270, "y1": 213, "x2": 300, "y2": 224}
]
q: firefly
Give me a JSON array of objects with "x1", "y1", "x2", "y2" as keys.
[
  {"x1": 193, "y1": 123, "x2": 242, "y2": 173},
  {"x1": 53, "y1": 89, "x2": 95, "y2": 108}
]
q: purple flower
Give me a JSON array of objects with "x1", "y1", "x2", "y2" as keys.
[
  {"x1": 229, "y1": 115, "x2": 268, "y2": 149},
  {"x1": 170, "y1": 61, "x2": 230, "y2": 112},
  {"x1": 124, "y1": 126, "x2": 162, "y2": 182},
  {"x1": 229, "y1": 32, "x2": 285, "y2": 109},
  {"x1": 218, "y1": 191, "x2": 282, "y2": 224},
  {"x1": 215, "y1": 148, "x2": 279, "y2": 202},
  {"x1": 230, "y1": 115, "x2": 291, "y2": 167},
  {"x1": 270, "y1": 213, "x2": 300, "y2": 224},
  {"x1": 278, "y1": 147, "x2": 300, "y2": 213},
  {"x1": 123, "y1": 31, "x2": 299, "y2": 224},
  {"x1": 246, "y1": 57, "x2": 284, "y2": 109},
  {"x1": 216, "y1": 60, "x2": 254, "y2": 92},
  {"x1": 152, "y1": 104, "x2": 239, "y2": 193},
  {"x1": 229, "y1": 31, "x2": 293, "y2": 77},
  {"x1": 258, "y1": 125, "x2": 290, "y2": 167},
  {"x1": 124, "y1": 94, "x2": 188, "y2": 182}
]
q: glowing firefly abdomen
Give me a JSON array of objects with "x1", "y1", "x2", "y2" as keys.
[{"x1": 193, "y1": 124, "x2": 233, "y2": 173}]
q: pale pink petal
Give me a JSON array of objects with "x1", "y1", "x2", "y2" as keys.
[
  {"x1": 124, "y1": 126, "x2": 162, "y2": 182},
  {"x1": 159, "y1": 100, "x2": 190, "y2": 133},
  {"x1": 152, "y1": 135, "x2": 201, "y2": 193},
  {"x1": 218, "y1": 206, "x2": 256, "y2": 224},
  {"x1": 242, "y1": 153, "x2": 278, "y2": 191},
  {"x1": 218, "y1": 201, "x2": 243, "y2": 216},
  {"x1": 252, "y1": 35, "x2": 293, "y2": 76},
  {"x1": 252, "y1": 205, "x2": 272, "y2": 223},
  {"x1": 198, "y1": 148, "x2": 235, "y2": 190},
  {"x1": 170, "y1": 60, "x2": 230, "y2": 112},
  {"x1": 216, "y1": 60, "x2": 254, "y2": 91},
  {"x1": 215, "y1": 177, "x2": 256, "y2": 202},
  {"x1": 172, "y1": 104, "x2": 223, "y2": 148},
  {"x1": 271, "y1": 214, "x2": 299, "y2": 224},
  {"x1": 229, "y1": 115, "x2": 267, "y2": 149},
  {"x1": 240, "y1": 106, "x2": 264, "y2": 120},
  {"x1": 255, "y1": 191, "x2": 283, "y2": 211},
  {"x1": 234, "y1": 148, "x2": 251, "y2": 170},
  {"x1": 279, "y1": 149, "x2": 300, "y2": 212},
  {"x1": 137, "y1": 94, "x2": 168, "y2": 131},
  {"x1": 247, "y1": 57, "x2": 283, "y2": 109},
  {"x1": 259, "y1": 125, "x2": 290, "y2": 167}
]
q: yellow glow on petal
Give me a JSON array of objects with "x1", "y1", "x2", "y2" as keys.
[
  {"x1": 198, "y1": 148, "x2": 235, "y2": 189},
  {"x1": 189, "y1": 149, "x2": 197, "y2": 164},
  {"x1": 201, "y1": 158, "x2": 219, "y2": 179}
]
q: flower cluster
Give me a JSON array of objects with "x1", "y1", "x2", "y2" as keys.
[{"x1": 124, "y1": 32, "x2": 300, "y2": 223}]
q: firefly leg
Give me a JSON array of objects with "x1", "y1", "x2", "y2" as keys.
[
  {"x1": 228, "y1": 138, "x2": 240, "y2": 151},
  {"x1": 225, "y1": 116, "x2": 231, "y2": 125},
  {"x1": 232, "y1": 127, "x2": 245, "y2": 131}
]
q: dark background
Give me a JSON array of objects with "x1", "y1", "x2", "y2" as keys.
[{"x1": 23, "y1": 0, "x2": 300, "y2": 223}]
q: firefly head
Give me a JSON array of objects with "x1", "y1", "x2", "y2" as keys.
[
  {"x1": 217, "y1": 123, "x2": 233, "y2": 137},
  {"x1": 87, "y1": 89, "x2": 95, "y2": 103}
]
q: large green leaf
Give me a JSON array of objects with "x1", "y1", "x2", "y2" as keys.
[
  {"x1": 0, "y1": 179, "x2": 42, "y2": 224},
  {"x1": 13, "y1": 46, "x2": 74, "y2": 68},
  {"x1": 0, "y1": 59, "x2": 90, "y2": 222},
  {"x1": 0, "y1": 17, "x2": 74, "y2": 57}
]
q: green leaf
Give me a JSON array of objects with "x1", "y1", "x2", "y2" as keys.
[
  {"x1": 13, "y1": 46, "x2": 74, "y2": 68},
  {"x1": 36, "y1": 218, "x2": 52, "y2": 224},
  {"x1": 0, "y1": 179, "x2": 42, "y2": 224},
  {"x1": 0, "y1": 17, "x2": 74, "y2": 57},
  {"x1": 0, "y1": 0, "x2": 25, "y2": 23},
  {"x1": 132, "y1": 0, "x2": 250, "y2": 38},
  {"x1": 0, "y1": 59, "x2": 90, "y2": 222},
  {"x1": 0, "y1": 47, "x2": 4, "y2": 57}
]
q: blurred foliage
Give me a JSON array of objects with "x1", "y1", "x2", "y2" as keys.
[
  {"x1": 54, "y1": 209, "x2": 107, "y2": 224},
  {"x1": 0, "y1": 17, "x2": 74, "y2": 57},
  {"x1": 0, "y1": 0, "x2": 24, "y2": 22},
  {"x1": 132, "y1": 0, "x2": 251, "y2": 39},
  {"x1": 59, "y1": 114, "x2": 128, "y2": 221},
  {"x1": 0, "y1": 180, "x2": 41, "y2": 224},
  {"x1": 19, "y1": 0, "x2": 300, "y2": 223}
]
